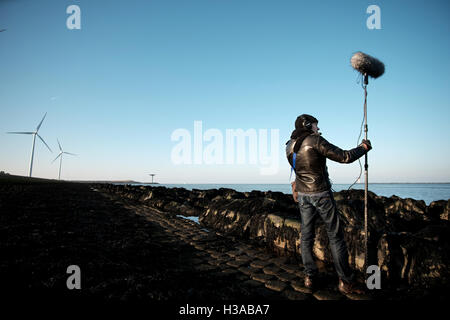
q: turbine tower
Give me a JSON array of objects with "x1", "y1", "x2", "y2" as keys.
[
  {"x1": 7, "y1": 112, "x2": 52, "y2": 177},
  {"x1": 52, "y1": 139, "x2": 77, "y2": 180},
  {"x1": 149, "y1": 173, "x2": 156, "y2": 184}
]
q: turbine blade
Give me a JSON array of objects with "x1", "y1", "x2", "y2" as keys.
[
  {"x1": 37, "y1": 134, "x2": 52, "y2": 153},
  {"x1": 57, "y1": 139, "x2": 62, "y2": 151},
  {"x1": 52, "y1": 153, "x2": 62, "y2": 163},
  {"x1": 63, "y1": 152, "x2": 77, "y2": 156},
  {"x1": 6, "y1": 132, "x2": 34, "y2": 134},
  {"x1": 36, "y1": 112, "x2": 47, "y2": 132}
]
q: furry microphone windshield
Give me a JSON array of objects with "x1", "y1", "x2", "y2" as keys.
[{"x1": 351, "y1": 51, "x2": 385, "y2": 79}]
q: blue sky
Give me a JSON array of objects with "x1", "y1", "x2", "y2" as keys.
[{"x1": 0, "y1": 0, "x2": 449, "y2": 183}]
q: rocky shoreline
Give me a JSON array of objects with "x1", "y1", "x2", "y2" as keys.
[
  {"x1": 95, "y1": 183, "x2": 450, "y2": 295},
  {"x1": 1, "y1": 175, "x2": 448, "y2": 301}
]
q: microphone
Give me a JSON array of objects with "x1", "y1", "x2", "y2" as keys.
[{"x1": 351, "y1": 51, "x2": 385, "y2": 79}]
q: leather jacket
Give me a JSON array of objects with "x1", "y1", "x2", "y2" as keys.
[{"x1": 286, "y1": 133, "x2": 367, "y2": 194}]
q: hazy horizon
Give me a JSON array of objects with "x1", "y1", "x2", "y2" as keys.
[{"x1": 5, "y1": 172, "x2": 447, "y2": 185}]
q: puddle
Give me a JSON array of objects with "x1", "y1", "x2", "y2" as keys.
[
  {"x1": 176, "y1": 215, "x2": 210, "y2": 233},
  {"x1": 176, "y1": 215, "x2": 200, "y2": 224}
]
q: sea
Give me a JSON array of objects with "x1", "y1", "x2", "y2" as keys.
[{"x1": 147, "y1": 183, "x2": 450, "y2": 206}]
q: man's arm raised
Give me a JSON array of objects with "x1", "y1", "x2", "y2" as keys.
[{"x1": 314, "y1": 135, "x2": 370, "y2": 164}]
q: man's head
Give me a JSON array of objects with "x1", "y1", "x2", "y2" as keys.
[{"x1": 295, "y1": 114, "x2": 319, "y2": 132}]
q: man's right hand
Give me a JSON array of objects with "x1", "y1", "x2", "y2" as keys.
[{"x1": 360, "y1": 139, "x2": 372, "y2": 151}]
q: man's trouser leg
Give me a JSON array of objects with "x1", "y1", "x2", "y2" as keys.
[
  {"x1": 315, "y1": 191, "x2": 354, "y2": 282},
  {"x1": 298, "y1": 195, "x2": 318, "y2": 277}
]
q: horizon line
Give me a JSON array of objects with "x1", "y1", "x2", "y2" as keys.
[
  {"x1": 129, "y1": 182, "x2": 450, "y2": 185},
  {"x1": 2, "y1": 173, "x2": 449, "y2": 185}
]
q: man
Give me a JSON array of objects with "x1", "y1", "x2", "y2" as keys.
[{"x1": 285, "y1": 114, "x2": 372, "y2": 295}]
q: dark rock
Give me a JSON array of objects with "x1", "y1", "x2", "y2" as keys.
[
  {"x1": 250, "y1": 260, "x2": 272, "y2": 269},
  {"x1": 276, "y1": 272, "x2": 298, "y2": 282},
  {"x1": 378, "y1": 228, "x2": 450, "y2": 289},
  {"x1": 262, "y1": 266, "x2": 282, "y2": 275},
  {"x1": 282, "y1": 289, "x2": 310, "y2": 300},
  {"x1": 95, "y1": 183, "x2": 450, "y2": 296},
  {"x1": 313, "y1": 290, "x2": 346, "y2": 300},
  {"x1": 428, "y1": 200, "x2": 450, "y2": 221},
  {"x1": 290, "y1": 280, "x2": 312, "y2": 294},
  {"x1": 265, "y1": 280, "x2": 287, "y2": 292},
  {"x1": 251, "y1": 273, "x2": 274, "y2": 283}
]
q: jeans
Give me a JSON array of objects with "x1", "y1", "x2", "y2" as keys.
[{"x1": 298, "y1": 190, "x2": 354, "y2": 282}]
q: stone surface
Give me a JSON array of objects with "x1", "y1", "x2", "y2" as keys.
[
  {"x1": 226, "y1": 250, "x2": 243, "y2": 258},
  {"x1": 235, "y1": 255, "x2": 253, "y2": 263},
  {"x1": 196, "y1": 185, "x2": 450, "y2": 290},
  {"x1": 280, "y1": 264, "x2": 301, "y2": 274},
  {"x1": 90, "y1": 182, "x2": 450, "y2": 300},
  {"x1": 235, "y1": 273, "x2": 250, "y2": 282},
  {"x1": 2, "y1": 178, "x2": 294, "y2": 302},
  {"x1": 291, "y1": 280, "x2": 312, "y2": 294},
  {"x1": 193, "y1": 244, "x2": 207, "y2": 250},
  {"x1": 216, "y1": 255, "x2": 231, "y2": 263},
  {"x1": 268, "y1": 257, "x2": 290, "y2": 266},
  {"x1": 221, "y1": 268, "x2": 240, "y2": 276},
  {"x1": 313, "y1": 290, "x2": 346, "y2": 301},
  {"x1": 276, "y1": 272, "x2": 298, "y2": 282},
  {"x1": 226, "y1": 260, "x2": 247, "y2": 268},
  {"x1": 251, "y1": 273, "x2": 275, "y2": 283},
  {"x1": 282, "y1": 289, "x2": 311, "y2": 300},
  {"x1": 243, "y1": 280, "x2": 263, "y2": 288},
  {"x1": 238, "y1": 266, "x2": 257, "y2": 276},
  {"x1": 265, "y1": 280, "x2": 288, "y2": 292},
  {"x1": 377, "y1": 230, "x2": 450, "y2": 288},
  {"x1": 210, "y1": 252, "x2": 226, "y2": 259},
  {"x1": 207, "y1": 259, "x2": 222, "y2": 266},
  {"x1": 189, "y1": 258, "x2": 204, "y2": 265},
  {"x1": 250, "y1": 260, "x2": 272, "y2": 269},
  {"x1": 262, "y1": 266, "x2": 282, "y2": 275},
  {"x1": 194, "y1": 264, "x2": 218, "y2": 272},
  {"x1": 343, "y1": 292, "x2": 373, "y2": 300},
  {"x1": 245, "y1": 249, "x2": 263, "y2": 258}
]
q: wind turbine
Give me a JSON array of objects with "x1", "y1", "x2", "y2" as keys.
[
  {"x1": 52, "y1": 139, "x2": 77, "y2": 180},
  {"x1": 7, "y1": 112, "x2": 52, "y2": 177},
  {"x1": 149, "y1": 173, "x2": 156, "y2": 184}
]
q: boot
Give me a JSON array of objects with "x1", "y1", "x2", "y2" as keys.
[{"x1": 304, "y1": 275, "x2": 315, "y2": 290}]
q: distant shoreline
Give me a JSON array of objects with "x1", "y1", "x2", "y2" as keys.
[
  {"x1": 156, "y1": 182, "x2": 450, "y2": 185},
  {"x1": 1, "y1": 173, "x2": 448, "y2": 205},
  {"x1": 0, "y1": 173, "x2": 448, "y2": 185}
]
